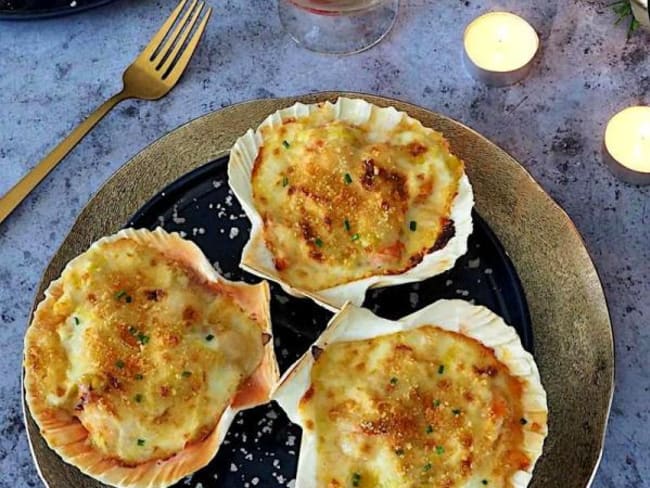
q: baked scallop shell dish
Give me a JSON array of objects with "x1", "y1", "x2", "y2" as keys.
[
  {"x1": 272, "y1": 300, "x2": 548, "y2": 488},
  {"x1": 229, "y1": 97, "x2": 474, "y2": 310},
  {"x1": 23, "y1": 227, "x2": 279, "y2": 488}
]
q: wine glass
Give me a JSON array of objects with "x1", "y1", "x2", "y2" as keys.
[{"x1": 278, "y1": 0, "x2": 399, "y2": 54}]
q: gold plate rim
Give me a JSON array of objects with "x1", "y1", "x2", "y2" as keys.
[{"x1": 23, "y1": 92, "x2": 614, "y2": 488}]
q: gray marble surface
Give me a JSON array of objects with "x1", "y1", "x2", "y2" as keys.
[{"x1": 0, "y1": 0, "x2": 648, "y2": 487}]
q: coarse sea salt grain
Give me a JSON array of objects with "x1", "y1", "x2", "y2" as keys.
[
  {"x1": 171, "y1": 205, "x2": 186, "y2": 224},
  {"x1": 229, "y1": 227, "x2": 240, "y2": 239}
]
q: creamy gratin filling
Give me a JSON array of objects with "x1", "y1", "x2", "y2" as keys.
[
  {"x1": 299, "y1": 326, "x2": 541, "y2": 487},
  {"x1": 25, "y1": 237, "x2": 265, "y2": 464},
  {"x1": 251, "y1": 111, "x2": 463, "y2": 291}
]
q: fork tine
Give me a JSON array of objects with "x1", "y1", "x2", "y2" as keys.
[
  {"x1": 158, "y1": 1, "x2": 204, "y2": 74},
  {"x1": 153, "y1": 0, "x2": 198, "y2": 66},
  {"x1": 140, "y1": 0, "x2": 189, "y2": 61},
  {"x1": 161, "y1": 5, "x2": 211, "y2": 82}
]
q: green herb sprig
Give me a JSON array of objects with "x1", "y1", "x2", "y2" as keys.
[{"x1": 611, "y1": 0, "x2": 640, "y2": 37}]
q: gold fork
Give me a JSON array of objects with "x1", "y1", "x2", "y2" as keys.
[{"x1": 0, "y1": 0, "x2": 212, "y2": 225}]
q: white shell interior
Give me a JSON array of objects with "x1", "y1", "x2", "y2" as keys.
[
  {"x1": 272, "y1": 299, "x2": 548, "y2": 488},
  {"x1": 228, "y1": 97, "x2": 474, "y2": 311}
]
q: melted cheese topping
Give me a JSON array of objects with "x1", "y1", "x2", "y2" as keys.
[
  {"x1": 251, "y1": 109, "x2": 463, "y2": 291},
  {"x1": 300, "y1": 326, "x2": 534, "y2": 487},
  {"x1": 25, "y1": 237, "x2": 265, "y2": 465}
]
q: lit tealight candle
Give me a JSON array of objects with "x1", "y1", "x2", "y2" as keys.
[
  {"x1": 463, "y1": 12, "x2": 539, "y2": 86},
  {"x1": 604, "y1": 106, "x2": 650, "y2": 185}
]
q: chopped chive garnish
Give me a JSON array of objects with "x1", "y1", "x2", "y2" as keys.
[
  {"x1": 314, "y1": 237, "x2": 323, "y2": 248},
  {"x1": 182, "y1": 371, "x2": 192, "y2": 378},
  {"x1": 73, "y1": 317, "x2": 80, "y2": 325},
  {"x1": 344, "y1": 173, "x2": 353, "y2": 185},
  {"x1": 351, "y1": 233, "x2": 360, "y2": 241},
  {"x1": 438, "y1": 365, "x2": 445, "y2": 374},
  {"x1": 115, "y1": 360, "x2": 125, "y2": 369},
  {"x1": 452, "y1": 408, "x2": 461, "y2": 416},
  {"x1": 137, "y1": 333, "x2": 150, "y2": 345},
  {"x1": 115, "y1": 290, "x2": 132, "y2": 303},
  {"x1": 282, "y1": 176, "x2": 289, "y2": 187},
  {"x1": 390, "y1": 377, "x2": 398, "y2": 385},
  {"x1": 436, "y1": 445, "x2": 445, "y2": 455},
  {"x1": 409, "y1": 220, "x2": 417, "y2": 231},
  {"x1": 135, "y1": 374, "x2": 144, "y2": 381},
  {"x1": 344, "y1": 218, "x2": 351, "y2": 231},
  {"x1": 282, "y1": 140, "x2": 290, "y2": 149},
  {"x1": 134, "y1": 394, "x2": 143, "y2": 403},
  {"x1": 433, "y1": 399, "x2": 441, "y2": 407},
  {"x1": 520, "y1": 417, "x2": 528, "y2": 425},
  {"x1": 395, "y1": 448, "x2": 404, "y2": 456},
  {"x1": 423, "y1": 463, "x2": 432, "y2": 472},
  {"x1": 352, "y1": 472, "x2": 361, "y2": 486},
  {"x1": 137, "y1": 439, "x2": 145, "y2": 446},
  {"x1": 205, "y1": 334, "x2": 215, "y2": 341},
  {"x1": 426, "y1": 425, "x2": 433, "y2": 434}
]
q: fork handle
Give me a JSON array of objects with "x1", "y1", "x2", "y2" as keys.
[{"x1": 0, "y1": 91, "x2": 129, "y2": 225}]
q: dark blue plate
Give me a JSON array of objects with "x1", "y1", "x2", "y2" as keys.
[
  {"x1": 127, "y1": 154, "x2": 533, "y2": 487},
  {"x1": 0, "y1": 0, "x2": 115, "y2": 19}
]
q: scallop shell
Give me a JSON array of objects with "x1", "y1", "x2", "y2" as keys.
[
  {"x1": 23, "y1": 227, "x2": 279, "y2": 488},
  {"x1": 228, "y1": 97, "x2": 474, "y2": 311},
  {"x1": 272, "y1": 299, "x2": 548, "y2": 487}
]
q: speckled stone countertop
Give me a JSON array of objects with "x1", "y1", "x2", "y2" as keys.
[{"x1": 0, "y1": 0, "x2": 648, "y2": 487}]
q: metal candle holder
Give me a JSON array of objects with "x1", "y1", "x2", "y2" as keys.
[
  {"x1": 462, "y1": 12, "x2": 540, "y2": 87},
  {"x1": 603, "y1": 106, "x2": 650, "y2": 186}
]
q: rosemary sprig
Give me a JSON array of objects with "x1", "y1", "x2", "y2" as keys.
[{"x1": 610, "y1": 0, "x2": 640, "y2": 37}]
